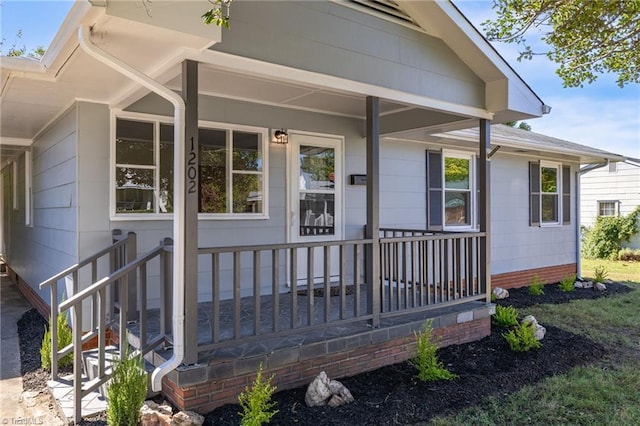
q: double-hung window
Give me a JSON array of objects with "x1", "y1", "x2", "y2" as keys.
[
  {"x1": 598, "y1": 201, "x2": 619, "y2": 217},
  {"x1": 529, "y1": 161, "x2": 570, "y2": 226},
  {"x1": 427, "y1": 150, "x2": 476, "y2": 230},
  {"x1": 113, "y1": 115, "x2": 267, "y2": 218}
]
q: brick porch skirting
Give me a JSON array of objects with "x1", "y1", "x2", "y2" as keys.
[{"x1": 491, "y1": 263, "x2": 577, "y2": 290}]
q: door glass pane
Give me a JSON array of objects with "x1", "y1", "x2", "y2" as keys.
[
  {"x1": 541, "y1": 167, "x2": 558, "y2": 193},
  {"x1": 159, "y1": 124, "x2": 174, "y2": 213},
  {"x1": 233, "y1": 131, "x2": 261, "y2": 171},
  {"x1": 542, "y1": 194, "x2": 558, "y2": 222},
  {"x1": 445, "y1": 191, "x2": 470, "y2": 225},
  {"x1": 200, "y1": 128, "x2": 227, "y2": 213},
  {"x1": 299, "y1": 193, "x2": 335, "y2": 236},
  {"x1": 115, "y1": 167, "x2": 155, "y2": 213},
  {"x1": 232, "y1": 174, "x2": 262, "y2": 213},
  {"x1": 116, "y1": 119, "x2": 154, "y2": 165},
  {"x1": 299, "y1": 146, "x2": 335, "y2": 190},
  {"x1": 444, "y1": 157, "x2": 469, "y2": 189}
]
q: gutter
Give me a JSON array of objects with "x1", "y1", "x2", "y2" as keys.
[
  {"x1": 78, "y1": 25, "x2": 186, "y2": 392},
  {"x1": 576, "y1": 160, "x2": 611, "y2": 278}
]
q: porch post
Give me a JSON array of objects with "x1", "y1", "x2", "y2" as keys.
[
  {"x1": 365, "y1": 96, "x2": 380, "y2": 327},
  {"x1": 182, "y1": 59, "x2": 199, "y2": 365},
  {"x1": 479, "y1": 119, "x2": 491, "y2": 302}
]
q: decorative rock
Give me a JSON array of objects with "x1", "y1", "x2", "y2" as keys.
[
  {"x1": 305, "y1": 371, "x2": 332, "y2": 407},
  {"x1": 305, "y1": 371, "x2": 354, "y2": 407},
  {"x1": 596, "y1": 282, "x2": 607, "y2": 291},
  {"x1": 492, "y1": 287, "x2": 509, "y2": 300},
  {"x1": 574, "y1": 281, "x2": 584, "y2": 289},
  {"x1": 171, "y1": 411, "x2": 205, "y2": 426},
  {"x1": 141, "y1": 400, "x2": 173, "y2": 426},
  {"x1": 521, "y1": 315, "x2": 545, "y2": 340}
]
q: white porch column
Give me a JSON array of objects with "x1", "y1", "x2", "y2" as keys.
[
  {"x1": 365, "y1": 96, "x2": 381, "y2": 327},
  {"x1": 479, "y1": 119, "x2": 491, "y2": 302}
]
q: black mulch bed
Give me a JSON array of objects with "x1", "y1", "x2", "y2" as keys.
[
  {"x1": 16, "y1": 282, "x2": 634, "y2": 425},
  {"x1": 495, "y1": 281, "x2": 632, "y2": 309}
]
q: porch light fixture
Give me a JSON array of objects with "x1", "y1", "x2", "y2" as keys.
[{"x1": 272, "y1": 129, "x2": 289, "y2": 144}]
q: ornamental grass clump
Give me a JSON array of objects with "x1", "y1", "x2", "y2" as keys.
[
  {"x1": 528, "y1": 275, "x2": 545, "y2": 296},
  {"x1": 503, "y1": 322, "x2": 542, "y2": 352},
  {"x1": 594, "y1": 266, "x2": 609, "y2": 283},
  {"x1": 410, "y1": 321, "x2": 457, "y2": 382},
  {"x1": 559, "y1": 274, "x2": 576, "y2": 292},
  {"x1": 238, "y1": 363, "x2": 278, "y2": 426},
  {"x1": 106, "y1": 347, "x2": 147, "y2": 426},
  {"x1": 492, "y1": 305, "x2": 519, "y2": 328},
  {"x1": 40, "y1": 313, "x2": 73, "y2": 371}
]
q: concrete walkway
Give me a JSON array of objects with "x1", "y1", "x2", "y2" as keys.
[{"x1": 0, "y1": 272, "x2": 64, "y2": 425}]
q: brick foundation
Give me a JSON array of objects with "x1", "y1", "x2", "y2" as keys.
[
  {"x1": 8, "y1": 266, "x2": 51, "y2": 320},
  {"x1": 491, "y1": 263, "x2": 577, "y2": 290},
  {"x1": 161, "y1": 314, "x2": 492, "y2": 414}
]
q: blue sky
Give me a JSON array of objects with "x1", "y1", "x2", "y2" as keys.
[{"x1": 2, "y1": 0, "x2": 638, "y2": 158}]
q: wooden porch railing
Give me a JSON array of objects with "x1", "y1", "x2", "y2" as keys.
[{"x1": 39, "y1": 232, "x2": 172, "y2": 424}]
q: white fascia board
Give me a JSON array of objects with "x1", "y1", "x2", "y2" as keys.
[
  {"x1": 190, "y1": 49, "x2": 494, "y2": 120},
  {"x1": 0, "y1": 137, "x2": 33, "y2": 147}
]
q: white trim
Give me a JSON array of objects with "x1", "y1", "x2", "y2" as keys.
[
  {"x1": 540, "y1": 160, "x2": 561, "y2": 226},
  {"x1": 0, "y1": 137, "x2": 32, "y2": 147},
  {"x1": 188, "y1": 50, "x2": 494, "y2": 120},
  {"x1": 111, "y1": 111, "x2": 270, "y2": 220},
  {"x1": 442, "y1": 149, "x2": 476, "y2": 232},
  {"x1": 24, "y1": 151, "x2": 32, "y2": 227},
  {"x1": 12, "y1": 161, "x2": 18, "y2": 210}
]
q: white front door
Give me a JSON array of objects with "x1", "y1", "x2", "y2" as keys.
[{"x1": 288, "y1": 132, "x2": 343, "y2": 284}]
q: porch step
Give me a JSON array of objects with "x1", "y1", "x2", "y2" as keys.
[{"x1": 47, "y1": 375, "x2": 107, "y2": 424}]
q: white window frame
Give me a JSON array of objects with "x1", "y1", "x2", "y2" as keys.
[
  {"x1": 442, "y1": 150, "x2": 476, "y2": 231},
  {"x1": 597, "y1": 200, "x2": 619, "y2": 217},
  {"x1": 540, "y1": 160, "x2": 561, "y2": 226},
  {"x1": 111, "y1": 111, "x2": 269, "y2": 220}
]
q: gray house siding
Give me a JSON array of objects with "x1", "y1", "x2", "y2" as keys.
[
  {"x1": 213, "y1": 1, "x2": 485, "y2": 109},
  {"x1": 491, "y1": 152, "x2": 577, "y2": 274},
  {"x1": 6, "y1": 106, "x2": 79, "y2": 302}
]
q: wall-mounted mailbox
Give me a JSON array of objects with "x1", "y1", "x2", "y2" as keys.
[{"x1": 350, "y1": 174, "x2": 367, "y2": 185}]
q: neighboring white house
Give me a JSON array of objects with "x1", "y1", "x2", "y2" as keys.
[
  {"x1": 581, "y1": 161, "x2": 640, "y2": 249},
  {"x1": 0, "y1": 0, "x2": 627, "y2": 421}
]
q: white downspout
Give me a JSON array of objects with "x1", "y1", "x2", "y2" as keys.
[
  {"x1": 576, "y1": 160, "x2": 610, "y2": 278},
  {"x1": 78, "y1": 25, "x2": 186, "y2": 392}
]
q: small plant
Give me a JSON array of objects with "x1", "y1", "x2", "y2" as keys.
[
  {"x1": 492, "y1": 305, "x2": 519, "y2": 327},
  {"x1": 410, "y1": 321, "x2": 457, "y2": 382},
  {"x1": 594, "y1": 266, "x2": 609, "y2": 283},
  {"x1": 559, "y1": 274, "x2": 577, "y2": 292},
  {"x1": 238, "y1": 363, "x2": 278, "y2": 426},
  {"x1": 503, "y1": 323, "x2": 542, "y2": 352},
  {"x1": 40, "y1": 313, "x2": 73, "y2": 371},
  {"x1": 528, "y1": 275, "x2": 545, "y2": 296},
  {"x1": 106, "y1": 347, "x2": 147, "y2": 426},
  {"x1": 490, "y1": 292, "x2": 497, "y2": 302}
]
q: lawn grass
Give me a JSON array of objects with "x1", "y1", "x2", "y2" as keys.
[
  {"x1": 429, "y1": 282, "x2": 640, "y2": 426},
  {"x1": 581, "y1": 258, "x2": 640, "y2": 284}
]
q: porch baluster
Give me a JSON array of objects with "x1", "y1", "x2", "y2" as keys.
[
  {"x1": 353, "y1": 243, "x2": 361, "y2": 317},
  {"x1": 211, "y1": 252, "x2": 220, "y2": 343},
  {"x1": 339, "y1": 244, "x2": 346, "y2": 320},
  {"x1": 233, "y1": 252, "x2": 241, "y2": 339},
  {"x1": 290, "y1": 248, "x2": 298, "y2": 329},
  {"x1": 323, "y1": 246, "x2": 331, "y2": 323},
  {"x1": 307, "y1": 247, "x2": 314, "y2": 326},
  {"x1": 253, "y1": 250, "x2": 261, "y2": 335},
  {"x1": 272, "y1": 250, "x2": 280, "y2": 333}
]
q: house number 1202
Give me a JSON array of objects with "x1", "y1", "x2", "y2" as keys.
[{"x1": 187, "y1": 136, "x2": 197, "y2": 194}]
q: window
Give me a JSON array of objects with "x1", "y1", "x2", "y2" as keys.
[
  {"x1": 113, "y1": 115, "x2": 267, "y2": 218},
  {"x1": 529, "y1": 161, "x2": 570, "y2": 226},
  {"x1": 426, "y1": 150, "x2": 476, "y2": 230},
  {"x1": 598, "y1": 201, "x2": 619, "y2": 217}
]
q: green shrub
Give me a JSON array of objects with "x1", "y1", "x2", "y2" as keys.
[
  {"x1": 528, "y1": 275, "x2": 545, "y2": 296},
  {"x1": 582, "y1": 206, "x2": 640, "y2": 260},
  {"x1": 490, "y1": 292, "x2": 497, "y2": 303},
  {"x1": 492, "y1": 305, "x2": 519, "y2": 327},
  {"x1": 503, "y1": 323, "x2": 542, "y2": 352},
  {"x1": 40, "y1": 313, "x2": 73, "y2": 371},
  {"x1": 559, "y1": 274, "x2": 576, "y2": 292},
  {"x1": 594, "y1": 266, "x2": 609, "y2": 283},
  {"x1": 238, "y1": 363, "x2": 278, "y2": 426},
  {"x1": 106, "y1": 347, "x2": 147, "y2": 426},
  {"x1": 410, "y1": 321, "x2": 457, "y2": 382},
  {"x1": 618, "y1": 247, "x2": 640, "y2": 262}
]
